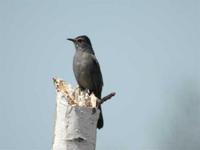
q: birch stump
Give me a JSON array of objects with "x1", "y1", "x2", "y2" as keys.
[{"x1": 52, "y1": 78, "x2": 101, "y2": 150}]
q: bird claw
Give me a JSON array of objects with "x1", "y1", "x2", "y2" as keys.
[{"x1": 92, "y1": 108, "x2": 96, "y2": 114}]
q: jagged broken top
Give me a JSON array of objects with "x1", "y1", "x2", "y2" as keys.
[{"x1": 53, "y1": 77, "x2": 99, "y2": 108}]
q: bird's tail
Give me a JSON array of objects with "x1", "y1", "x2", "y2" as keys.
[{"x1": 97, "y1": 105, "x2": 104, "y2": 129}]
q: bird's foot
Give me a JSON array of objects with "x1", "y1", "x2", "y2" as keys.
[{"x1": 92, "y1": 108, "x2": 96, "y2": 114}]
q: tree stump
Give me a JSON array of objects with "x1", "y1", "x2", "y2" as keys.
[
  {"x1": 52, "y1": 77, "x2": 115, "y2": 150},
  {"x1": 52, "y1": 77, "x2": 101, "y2": 150}
]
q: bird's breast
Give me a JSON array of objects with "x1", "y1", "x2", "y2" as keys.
[
  {"x1": 73, "y1": 52, "x2": 94, "y2": 89},
  {"x1": 73, "y1": 52, "x2": 91, "y2": 77}
]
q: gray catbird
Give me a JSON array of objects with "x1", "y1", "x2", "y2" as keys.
[{"x1": 67, "y1": 35, "x2": 104, "y2": 129}]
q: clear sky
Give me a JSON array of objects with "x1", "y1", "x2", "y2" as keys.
[{"x1": 0, "y1": 0, "x2": 199, "y2": 150}]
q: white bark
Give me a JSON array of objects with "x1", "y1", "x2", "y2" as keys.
[{"x1": 52, "y1": 78, "x2": 100, "y2": 150}]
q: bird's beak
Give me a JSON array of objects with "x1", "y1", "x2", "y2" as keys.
[{"x1": 67, "y1": 38, "x2": 75, "y2": 42}]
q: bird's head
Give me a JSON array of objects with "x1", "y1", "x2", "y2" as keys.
[{"x1": 67, "y1": 35, "x2": 94, "y2": 54}]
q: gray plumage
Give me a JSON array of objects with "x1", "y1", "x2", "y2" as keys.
[{"x1": 68, "y1": 35, "x2": 104, "y2": 129}]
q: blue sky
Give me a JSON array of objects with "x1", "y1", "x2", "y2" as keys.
[{"x1": 0, "y1": 0, "x2": 199, "y2": 150}]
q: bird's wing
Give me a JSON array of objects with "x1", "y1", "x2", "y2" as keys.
[{"x1": 90, "y1": 55, "x2": 103, "y2": 98}]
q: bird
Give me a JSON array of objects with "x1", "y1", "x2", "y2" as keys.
[{"x1": 67, "y1": 35, "x2": 104, "y2": 129}]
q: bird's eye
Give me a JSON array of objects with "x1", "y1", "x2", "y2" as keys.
[{"x1": 77, "y1": 39, "x2": 83, "y2": 43}]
